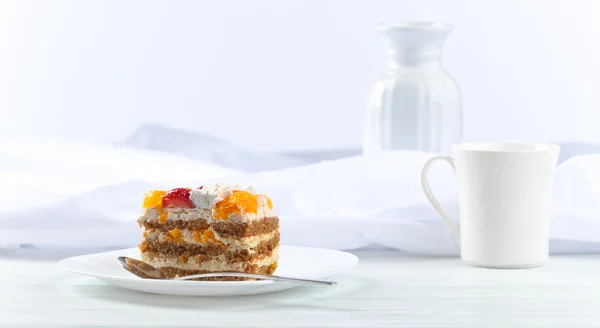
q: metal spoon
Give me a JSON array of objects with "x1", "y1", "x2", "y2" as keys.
[{"x1": 117, "y1": 256, "x2": 336, "y2": 285}]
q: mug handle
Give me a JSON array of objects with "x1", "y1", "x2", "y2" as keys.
[{"x1": 421, "y1": 156, "x2": 460, "y2": 242}]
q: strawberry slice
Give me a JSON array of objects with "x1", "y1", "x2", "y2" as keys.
[{"x1": 162, "y1": 188, "x2": 194, "y2": 208}]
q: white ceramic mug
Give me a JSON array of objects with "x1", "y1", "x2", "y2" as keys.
[{"x1": 421, "y1": 142, "x2": 560, "y2": 268}]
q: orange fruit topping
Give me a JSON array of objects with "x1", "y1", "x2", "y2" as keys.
[
  {"x1": 191, "y1": 230, "x2": 204, "y2": 243},
  {"x1": 167, "y1": 228, "x2": 184, "y2": 243},
  {"x1": 138, "y1": 241, "x2": 149, "y2": 252},
  {"x1": 143, "y1": 190, "x2": 166, "y2": 209},
  {"x1": 269, "y1": 262, "x2": 278, "y2": 271},
  {"x1": 213, "y1": 191, "x2": 259, "y2": 219},
  {"x1": 192, "y1": 229, "x2": 222, "y2": 244},
  {"x1": 266, "y1": 196, "x2": 273, "y2": 209},
  {"x1": 158, "y1": 212, "x2": 168, "y2": 224}
]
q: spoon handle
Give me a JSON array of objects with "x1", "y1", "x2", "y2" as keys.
[{"x1": 171, "y1": 272, "x2": 336, "y2": 285}]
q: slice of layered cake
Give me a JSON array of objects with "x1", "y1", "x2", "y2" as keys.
[{"x1": 137, "y1": 184, "x2": 279, "y2": 280}]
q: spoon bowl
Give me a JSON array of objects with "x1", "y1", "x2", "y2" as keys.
[{"x1": 117, "y1": 256, "x2": 168, "y2": 280}]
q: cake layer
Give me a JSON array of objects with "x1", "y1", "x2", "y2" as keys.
[
  {"x1": 144, "y1": 228, "x2": 278, "y2": 249},
  {"x1": 140, "y1": 233, "x2": 280, "y2": 262},
  {"x1": 158, "y1": 264, "x2": 277, "y2": 281},
  {"x1": 141, "y1": 247, "x2": 278, "y2": 272},
  {"x1": 141, "y1": 216, "x2": 279, "y2": 238}
]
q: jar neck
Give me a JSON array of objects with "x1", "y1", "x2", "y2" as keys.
[
  {"x1": 378, "y1": 22, "x2": 452, "y2": 71},
  {"x1": 386, "y1": 50, "x2": 442, "y2": 70}
]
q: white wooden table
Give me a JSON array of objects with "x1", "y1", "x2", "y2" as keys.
[{"x1": 1, "y1": 249, "x2": 600, "y2": 327}]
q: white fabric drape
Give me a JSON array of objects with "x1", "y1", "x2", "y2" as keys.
[{"x1": 2, "y1": 132, "x2": 600, "y2": 255}]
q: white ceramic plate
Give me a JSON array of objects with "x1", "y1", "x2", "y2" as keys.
[{"x1": 58, "y1": 245, "x2": 359, "y2": 296}]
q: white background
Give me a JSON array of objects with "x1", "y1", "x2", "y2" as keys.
[{"x1": 0, "y1": 0, "x2": 598, "y2": 152}]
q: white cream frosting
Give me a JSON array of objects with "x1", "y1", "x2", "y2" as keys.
[
  {"x1": 189, "y1": 183, "x2": 255, "y2": 210},
  {"x1": 138, "y1": 184, "x2": 274, "y2": 223},
  {"x1": 139, "y1": 201, "x2": 275, "y2": 223}
]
